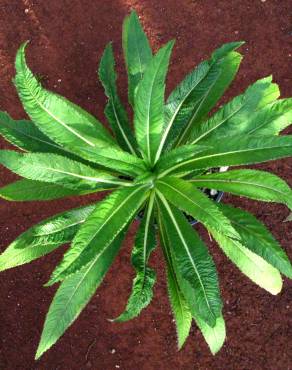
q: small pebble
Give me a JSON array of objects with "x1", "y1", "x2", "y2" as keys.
[
  {"x1": 57, "y1": 78, "x2": 62, "y2": 83},
  {"x1": 110, "y1": 349, "x2": 116, "y2": 354},
  {"x1": 210, "y1": 189, "x2": 218, "y2": 196},
  {"x1": 24, "y1": 8, "x2": 29, "y2": 14}
]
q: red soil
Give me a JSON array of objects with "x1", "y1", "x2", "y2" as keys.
[{"x1": 0, "y1": 1, "x2": 291, "y2": 369}]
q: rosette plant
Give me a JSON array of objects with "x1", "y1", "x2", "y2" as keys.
[{"x1": 0, "y1": 11, "x2": 292, "y2": 359}]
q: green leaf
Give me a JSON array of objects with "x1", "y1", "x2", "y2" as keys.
[
  {"x1": 14, "y1": 43, "x2": 146, "y2": 177},
  {"x1": 158, "y1": 215, "x2": 192, "y2": 349},
  {"x1": 0, "y1": 150, "x2": 128, "y2": 190},
  {"x1": 123, "y1": 10, "x2": 152, "y2": 106},
  {"x1": 243, "y1": 98, "x2": 292, "y2": 136},
  {"x1": 159, "y1": 209, "x2": 225, "y2": 352},
  {"x1": 156, "y1": 177, "x2": 239, "y2": 239},
  {"x1": 0, "y1": 179, "x2": 96, "y2": 201},
  {"x1": 156, "y1": 60, "x2": 211, "y2": 159},
  {"x1": 193, "y1": 314, "x2": 226, "y2": 355},
  {"x1": 193, "y1": 43, "x2": 243, "y2": 119},
  {"x1": 48, "y1": 185, "x2": 150, "y2": 284},
  {"x1": 15, "y1": 43, "x2": 114, "y2": 149},
  {"x1": 134, "y1": 41, "x2": 174, "y2": 165},
  {"x1": 158, "y1": 42, "x2": 243, "y2": 154},
  {"x1": 190, "y1": 76, "x2": 280, "y2": 144},
  {"x1": 156, "y1": 193, "x2": 222, "y2": 326},
  {"x1": 0, "y1": 111, "x2": 94, "y2": 165},
  {"x1": 154, "y1": 144, "x2": 209, "y2": 175},
  {"x1": 176, "y1": 48, "x2": 243, "y2": 147},
  {"x1": 160, "y1": 135, "x2": 292, "y2": 176},
  {"x1": 99, "y1": 43, "x2": 138, "y2": 155},
  {"x1": 217, "y1": 203, "x2": 292, "y2": 278},
  {"x1": 80, "y1": 145, "x2": 146, "y2": 177},
  {"x1": 0, "y1": 111, "x2": 67, "y2": 154},
  {"x1": 0, "y1": 204, "x2": 95, "y2": 271},
  {"x1": 114, "y1": 192, "x2": 156, "y2": 322},
  {"x1": 210, "y1": 229, "x2": 282, "y2": 295},
  {"x1": 35, "y1": 231, "x2": 125, "y2": 360},
  {"x1": 190, "y1": 169, "x2": 292, "y2": 210}
]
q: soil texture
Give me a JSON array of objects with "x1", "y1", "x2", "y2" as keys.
[{"x1": 0, "y1": 1, "x2": 291, "y2": 369}]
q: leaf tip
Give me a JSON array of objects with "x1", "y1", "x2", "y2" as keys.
[
  {"x1": 35, "y1": 343, "x2": 46, "y2": 361},
  {"x1": 44, "y1": 277, "x2": 58, "y2": 287}
]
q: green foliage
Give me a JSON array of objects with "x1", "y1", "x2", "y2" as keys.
[
  {"x1": 114, "y1": 192, "x2": 157, "y2": 322},
  {"x1": 123, "y1": 11, "x2": 152, "y2": 106},
  {"x1": 99, "y1": 43, "x2": 138, "y2": 155},
  {"x1": 134, "y1": 41, "x2": 174, "y2": 165},
  {"x1": 0, "y1": 10, "x2": 291, "y2": 359},
  {"x1": 0, "y1": 204, "x2": 95, "y2": 271}
]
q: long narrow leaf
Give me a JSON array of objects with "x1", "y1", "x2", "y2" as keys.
[
  {"x1": 15, "y1": 43, "x2": 114, "y2": 149},
  {"x1": 190, "y1": 76, "x2": 279, "y2": 144},
  {"x1": 14, "y1": 43, "x2": 146, "y2": 177},
  {"x1": 156, "y1": 60, "x2": 211, "y2": 159},
  {"x1": 190, "y1": 169, "x2": 292, "y2": 209},
  {"x1": 99, "y1": 43, "x2": 137, "y2": 154},
  {"x1": 157, "y1": 192, "x2": 222, "y2": 326},
  {"x1": 35, "y1": 231, "x2": 125, "y2": 360},
  {"x1": 218, "y1": 203, "x2": 292, "y2": 278},
  {"x1": 0, "y1": 150, "x2": 129, "y2": 190},
  {"x1": 0, "y1": 179, "x2": 96, "y2": 201},
  {"x1": 158, "y1": 135, "x2": 292, "y2": 177},
  {"x1": 244, "y1": 98, "x2": 292, "y2": 136},
  {"x1": 123, "y1": 11, "x2": 152, "y2": 106},
  {"x1": 0, "y1": 204, "x2": 95, "y2": 271},
  {"x1": 158, "y1": 42, "x2": 243, "y2": 154},
  {"x1": 154, "y1": 144, "x2": 209, "y2": 175},
  {"x1": 159, "y1": 209, "x2": 225, "y2": 352},
  {"x1": 156, "y1": 177, "x2": 239, "y2": 239},
  {"x1": 176, "y1": 47, "x2": 243, "y2": 147},
  {"x1": 0, "y1": 112, "x2": 70, "y2": 155},
  {"x1": 80, "y1": 145, "x2": 146, "y2": 177},
  {"x1": 0, "y1": 111, "x2": 95, "y2": 165},
  {"x1": 210, "y1": 229, "x2": 282, "y2": 295},
  {"x1": 114, "y1": 192, "x2": 156, "y2": 322},
  {"x1": 158, "y1": 214, "x2": 192, "y2": 349},
  {"x1": 48, "y1": 185, "x2": 150, "y2": 284},
  {"x1": 134, "y1": 41, "x2": 174, "y2": 164}
]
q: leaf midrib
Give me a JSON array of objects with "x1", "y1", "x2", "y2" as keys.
[
  {"x1": 141, "y1": 192, "x2": 155, "y2": 288},
  {"x1": 26, "y1": 164, "x2": 128, "y2": 186},
  {"x1": 143, "y1": 52, "x2": 166, "y2": 164},
  {"x1": 190, "y1": 177, "x2": 288, "y2": 198},
  {"x1": 40, "y1": 244, "x2": 109, "y2": 355},
  {"x1": 158, "y1": 180, "x2": 223, "y2": 229},
  {"x1": 155, "y1": 65, "x2": 210, "y2": 162},
  {"x1": 159, "y1": 142, "x2": 292, "y2": 177},
  {"x1": 58, "y1": 185, "x2": 148, "y2": 276},
  {"x1": 19, "y1": 64, "x2": 96, "y2": 147},
  {"x1": 191, "y1": 100, "x2": 244, "y2": 145},
  {"x1": 157, "y1": 190, "x2": 214, "y2": 318}
]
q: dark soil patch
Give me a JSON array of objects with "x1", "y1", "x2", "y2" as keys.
[{"x1": 0, "y1": 1, "x2": 292, "y2": 369}]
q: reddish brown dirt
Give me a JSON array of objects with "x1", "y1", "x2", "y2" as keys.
[{"x1": 0, "y1": 1, "x2": 292, "y2": 369}]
